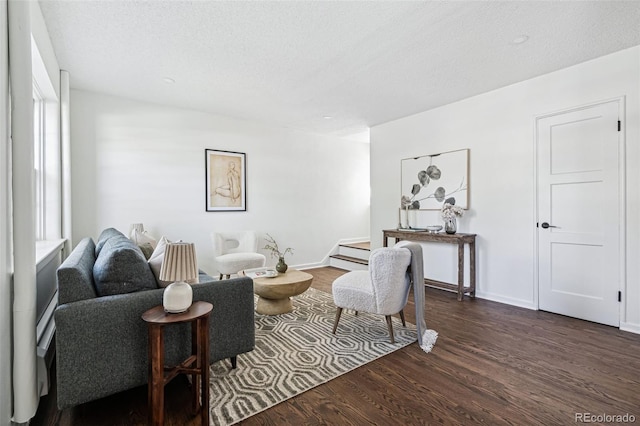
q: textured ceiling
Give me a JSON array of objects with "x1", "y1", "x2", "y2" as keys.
[{"x1": 38, "y1": 0, "x2": 640, "y2": 141}]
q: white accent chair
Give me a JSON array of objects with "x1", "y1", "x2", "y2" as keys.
[
  {"x1": 332, "y1": 247, "x2": 412, "y2": 344},
  {"x1": 212, "y1": 231, "x2": 266, "y2": 279}
]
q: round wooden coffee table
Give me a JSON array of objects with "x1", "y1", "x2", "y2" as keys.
[{"x1": 241, "y1": 269, "x2": 313, "y2": 315}]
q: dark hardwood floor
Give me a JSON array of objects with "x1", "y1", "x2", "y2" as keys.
[{"x1": 32, "y1": 267, "x2": 640, "y2": 425}]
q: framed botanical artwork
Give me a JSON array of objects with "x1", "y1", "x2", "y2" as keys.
[
  {"x1": 205, "y1": 149, "x2": 246, "y2": 211},
  {"x1": 401, "y1": 148, "x2": 469, "y2": 210}
]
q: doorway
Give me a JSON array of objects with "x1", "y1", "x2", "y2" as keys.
[{"x1": 536, "y1": 99, "x2": 623, "y2": 327}]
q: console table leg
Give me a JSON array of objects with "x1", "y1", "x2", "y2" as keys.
[
  {"x1": 457, "y1": 243, "x2": 464, "y2": 301},
  {"x1": 469, "y1": 240, "x2": 476, "y2": 298}
]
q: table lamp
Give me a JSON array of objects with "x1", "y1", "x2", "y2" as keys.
[{"x1": 160, "y1": 242, "x2": 198, "y2": 313}]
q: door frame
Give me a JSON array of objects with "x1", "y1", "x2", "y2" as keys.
[{"x1": 533, "y1": 96, "x2": 626, "y2": 325}]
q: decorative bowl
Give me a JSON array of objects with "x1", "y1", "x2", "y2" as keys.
[{"x1": 425, "y1": 225, "x2": 443, "y2": 233}]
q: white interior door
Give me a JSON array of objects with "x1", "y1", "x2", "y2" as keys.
[{"x1": 537, "y1": 100, "x2": 621, "y2": 327}]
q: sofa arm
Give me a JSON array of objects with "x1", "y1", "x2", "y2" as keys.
[
  {"x1": 193, "y1": 276, "x2": 255, "y2": 361},
  {"x1": 54, "y1": 277, "x2": 254, "y2": 409}
]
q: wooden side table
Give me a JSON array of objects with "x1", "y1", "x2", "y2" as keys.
[
  {"x1": 142, "y1": 301, "x2": 213, "y2": 426},
  {"x1": 383, "y1": 229, "x2": 476, "y2": 301}
]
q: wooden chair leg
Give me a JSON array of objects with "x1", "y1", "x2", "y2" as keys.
[
  {"x1": 385, "y1": 315, "x2": 395, "y2": 344},
  {"x1": 219, "y1": 273, "x2": 223, "y2": 280},
  {"x1": 332, "y1": 307, "x2": 343, "y2": 334},
  {"x1": 399, "y1": 309, "x2": 406, "y2": 327}
]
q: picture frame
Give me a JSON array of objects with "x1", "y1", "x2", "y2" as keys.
[
  {"x1": 401, "y1": 148, "x2": 469, "y2": 210},
  {"x1": 205, "y1": 149, "x2": 246, "y2": 212}
]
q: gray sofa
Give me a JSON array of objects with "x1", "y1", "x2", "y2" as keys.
[{"x1": 54, "y1": 228, "x2": 255, "y2": 409}]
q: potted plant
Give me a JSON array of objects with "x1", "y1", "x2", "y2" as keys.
[{"x1": 263, "y1": 234, "x2": 294, "y2": 273}]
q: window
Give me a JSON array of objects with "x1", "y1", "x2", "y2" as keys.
[
  {"x1": 31, "y1": 37, "x2": 61, "y2": 242},
  {"x1": 33, "y1": 84, "x2": 45, "y2": 240}
]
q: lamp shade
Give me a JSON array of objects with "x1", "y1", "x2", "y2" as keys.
[
  {"x1": 159, "y1": 242, "x2": 198, "y2": 282},
  {"x1": 160, "y1": 243, "x2": 198, "y2": 313}
]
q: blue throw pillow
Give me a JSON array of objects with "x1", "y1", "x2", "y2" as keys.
[
  {"x1": 95, "y1": 227, "x2": 125, "y2": 257},
  {"x1": 93, "y1": 235, "x2": 158, "y2": 296}
]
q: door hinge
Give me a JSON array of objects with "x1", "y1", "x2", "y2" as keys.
[
  {"x1": 618, "y1": 120, "x2": 621, "y2": 131},
  {"x1": 618, "y1": 291, "x2": 622, "y2": 302}
]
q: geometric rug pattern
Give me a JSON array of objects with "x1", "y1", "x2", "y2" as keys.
[{"x1": 208, "y1": 287, "x2": 418, "y2": 425}]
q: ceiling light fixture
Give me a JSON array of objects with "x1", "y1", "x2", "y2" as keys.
[
  {"x1": 163, "y1": 77, "x2": 175, "y2": 84},
  {"x1": 511, "y1": 35, "x2": 529, "y2": 45}
]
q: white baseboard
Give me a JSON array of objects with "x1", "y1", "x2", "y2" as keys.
[
  {"x1": 474, "y1": 291, "x2": 537, "y2": 310},
  {"x1": 292, "y1": 261, "x2": 328, "y2": 270},
  {"x1": 620, "y1": 322, "x2": 640, "y2": 335}
]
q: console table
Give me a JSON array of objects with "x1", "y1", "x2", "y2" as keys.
[{"x1": 383, "y1": 229, "x2": 476, "y2": 301}]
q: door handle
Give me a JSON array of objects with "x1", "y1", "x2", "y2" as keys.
[{"x1": 540, "y1": 222, "x2": 558, "y2": 229}]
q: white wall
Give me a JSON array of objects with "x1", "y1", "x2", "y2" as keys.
[
  {"x1": 70, "y1": 90, "x2": 370, "y2": 275},
  {"x1": 371, "y1": 46, "x2": 640, "y2": 332}
]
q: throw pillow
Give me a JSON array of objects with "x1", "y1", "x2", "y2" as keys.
[
  {"x1": 95, "y1": 227, "x2": 125, "y2": 257},
  {"x1": 138, "y1": 242, "x2": 155, "y2": 260},
  {"x1": 93, "y1": 235, "x2": 158, "y2": 296},
  {"x1": 130, "y1": 229, "x2": 158, "y2": 250},
  {"x1": 148, "y1": 236, "x2": 171, "y2": 287}
]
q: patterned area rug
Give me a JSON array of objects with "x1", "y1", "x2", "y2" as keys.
[{"x1": 208, "y1": 287, "x2": 419, "y2": 425}]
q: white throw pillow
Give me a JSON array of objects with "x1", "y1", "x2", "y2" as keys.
[
  {"x1": 148, "y1": 236, "x2": 171, "y2": 287},
  {"x1": 130, "y1": 229, "x2": 158, "y2": 250}
]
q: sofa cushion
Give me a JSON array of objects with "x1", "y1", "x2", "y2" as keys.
[
  {"x1": 57, "y1": 238, "x2": 98, "y2": 304},
  {"x1": 95, "y1": 227, "x2": 125, "y2": 257},
  {"x1": 93, "y1": 235, "x2": 158, "y2": 296}
]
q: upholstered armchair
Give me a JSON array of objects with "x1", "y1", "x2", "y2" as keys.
[
  {"x1": 212, "y1": 231, "x2": 266, "y2": 279},
  {"x1": 332, "y1": 247, "x2": 412, "y2": 343}
]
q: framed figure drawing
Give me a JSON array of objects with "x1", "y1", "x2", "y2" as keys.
[
  {"x1": 205, "y1": 149, "x2": 246, "y2": 211},
  {"x1": 401, "y1": 148, "x2": 469, "y2": 210}
]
